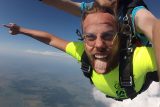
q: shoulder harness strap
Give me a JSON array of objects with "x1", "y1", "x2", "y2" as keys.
[
  {"x1": 139, "y1": 71, "x2": 159, "y2": 94},
  {"x1": 119, "y1": 15, "x2": 137, "y2": 99},
  {"x1": 119, "y1": 1, "x2": 138, "y2": 100},
  {"x1": 119, "y1": 0, "x2": 149, "y2": 99},
  {"x1": 81, "y1": 51, "x2": 93, "y2": 83}
]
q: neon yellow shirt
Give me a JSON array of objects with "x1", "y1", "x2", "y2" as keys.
[{"x1": 65, "y1": 42, "x2": 157, "y2": 99}]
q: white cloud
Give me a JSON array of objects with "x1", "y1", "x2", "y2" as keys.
[
  {"x1": 92, "y1": 82, "x2": 160, "y2": 107},
  {"x1": 25, "y1": 49, "x2": 70, "y2": 58}
]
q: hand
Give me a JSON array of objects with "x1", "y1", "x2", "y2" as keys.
[{"x1": 3, "y1": 23, "x2": 20, "y2": 35}]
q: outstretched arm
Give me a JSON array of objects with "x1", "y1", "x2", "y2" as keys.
[
  {"x1": 4, "y1": 23, "x2": 69, "y2": 52},
  {"x1": 152, "y1": 20, "x2": 160, "y2": 79},
  {"x1": 40, "y1": 0, "x2": 117, "y2": 16},
  {"x1": 135, "y1": 9, "x2": 160, "y2": 78},
  {"x1": 41, "y1": 0, "x2": 81, "y2": 16}
]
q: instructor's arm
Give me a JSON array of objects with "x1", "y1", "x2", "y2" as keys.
[
  {"x1": 41, "y1": 0, "x2": 81, "y2": 16},
  {"x1": 135, "y1": 9, "x2": 160, "y2": 78},
  {"x1": 152, "y1": 20, "x2": 160, "y2": 79}
]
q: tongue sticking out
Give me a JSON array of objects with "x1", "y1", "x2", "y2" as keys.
[{"x1": 94, "y1": 59, "x2": 108, "y2": 74}]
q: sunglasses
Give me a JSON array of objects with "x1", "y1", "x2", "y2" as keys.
[{"x1": 82, "y1": 32, "x2": 118, "y2": 47}]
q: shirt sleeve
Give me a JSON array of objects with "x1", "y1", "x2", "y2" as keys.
[
  {"x1": 133, "y1": 47, "x2": 157, "y2": 73},
  {"x1": 146, "y1": 47, "x2": 157, "y2": 72},
  {"x1": 65, "y1": 42, "x2": 84, "y2": 62}
]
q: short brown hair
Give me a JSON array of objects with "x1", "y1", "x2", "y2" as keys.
[{"x1": 82, "y1": 6, "x2": 115, "y2": 21}]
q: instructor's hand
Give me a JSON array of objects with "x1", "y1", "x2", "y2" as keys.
[{"x1": 3, "y1": 23, "x2": 20, "y2": 35}]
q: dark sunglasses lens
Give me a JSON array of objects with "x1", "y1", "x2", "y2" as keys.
[
  {"x1": 83, "y1": 34, "x2": 96, "y2": 46},
  {"x1": 84, "y1": 34, "x2": 96, "y2": 41},
  {"x1": 102, "y1": 33, "x2": 116, "y2": 41}
]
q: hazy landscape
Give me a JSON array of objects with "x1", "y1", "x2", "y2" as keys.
[{"x1": 0, "y1": 50, "x2": 106, "y2": 107}]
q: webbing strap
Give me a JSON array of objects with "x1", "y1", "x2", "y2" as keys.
[
  {"x1": 119, "y1": 51, "x2": 137, "y2": 99},
  {"x1": 119, "y1": 34, "x2": 137, "y2": 99},
  {"x1": 81, "y1": 51, "x2": 93, "y2": 83},
  {"x1": 119, "y1": 12, "x2": 137, "y2": 99}
]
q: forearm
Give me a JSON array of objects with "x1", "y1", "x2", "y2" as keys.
[
  {"x1": 152, "y1": 19, "x2": 160, "y2": 78},
  {"x1": 42, "y1": 0, "x2": 81, "y2": 16},
  {"x1": 19, "y1": 27, "x2": 53, "y2": 45}
]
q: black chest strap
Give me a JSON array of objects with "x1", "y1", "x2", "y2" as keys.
[
  {"x1": 139, "y1": 71, "x2": 159, "y2": 93},
  {"x1": 119, "y1": 50, "x2": 137, "y2": 99},
  {"x1": 119, "y1": 10, "x2": 137, "y2": 99},
  {"x1": 81, "y1": 51, "x2": 93, "y2": 83},
  {"x1": 119, "y1": 31, "x2": 137, "y2": 99}
]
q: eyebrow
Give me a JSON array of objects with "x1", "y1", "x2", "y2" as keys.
[{"x1": 101, "y1": 31, "x2": 115, "y2": 35}]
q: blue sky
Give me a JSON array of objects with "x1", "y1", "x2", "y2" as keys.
[{"x1": 0, "y1": 0, "x2": 160, "y2": 54}]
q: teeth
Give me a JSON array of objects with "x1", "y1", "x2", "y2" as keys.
[{"x1": 95, "y1": 54, "x2": 107, "y2": 59}]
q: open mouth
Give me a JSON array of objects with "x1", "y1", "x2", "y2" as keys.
[
  {"x1": 94, "y1": 54, "x2": 108, "y2": 59},
  {"x1": 92, "y1": 54, "x2": 110, "y2": 74},
  {"x1": 93, "y1": 48, "x2": 111, "y2": 60},
  {"x1": 93, "y1": 53, "x2": 110, "y2": 61}
]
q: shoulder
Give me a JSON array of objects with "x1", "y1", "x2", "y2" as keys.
[
  {"x1": 65, "y1": 41, "x2": 84, "y2": 61},
  {"x1": 133, "y1": 46, "x2": 157, "y2": 72},
  {"x1": 133, "y1": 46, "x2": 155, "y2": 60},
  {"x1": 132, "y1": 6, "x2": 157, "y2": 40},
  {"x1": 66, "y1": 41, "x2": 84, "y2": 51},
  {"x1": 133, "y1": 6, "x2": 155, "y2": 20},
  {"x1": 131, "y1": 6, "x2": 146, "y2": 32},
  {"x1": 131, "y1": 6, "x2": 145, "y2": 20}
]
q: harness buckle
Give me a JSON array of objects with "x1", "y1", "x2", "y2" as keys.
[
  {"x1": 120, "y1": 76, "x2": 133, "y2": 87},
  {"x1": 81, "y1": 62, "x2": 91, "y2": 73},
  {"x1": 127, "y1": 47, "x2": 133, "y2": 54}
]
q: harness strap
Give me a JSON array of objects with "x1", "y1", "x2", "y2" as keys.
[
  {"x1": 119, "y1": 36, "x2": 137, "y2": 99},
  {"x1": 139, "y1": 71, "x2": 159, "y2": 93},
  {"x1": 81, "y1": 51, "x2": 93, "y2": 83},
  {"x1": 119, "y1": 54, "x2": 137, "y2": 99},
  {"x1": 119, "y1": 8, "x2": 137, "y2": 99}
]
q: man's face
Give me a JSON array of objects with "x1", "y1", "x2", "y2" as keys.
[{"x1": 83, "y1": 12, "x2": 119, "y2": 74}]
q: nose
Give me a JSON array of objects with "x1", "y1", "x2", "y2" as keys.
[{"x1": 95, "y1": 36, "x2": 105, "y2": 49}]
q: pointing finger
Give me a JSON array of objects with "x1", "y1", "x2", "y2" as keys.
[
  {"x1": 3, "y1": 24, "x2": 11, "y2": 28},
  {"x1": 3, "y1": 23, "x2": 16, "y2": 28}
]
